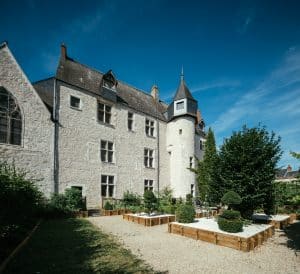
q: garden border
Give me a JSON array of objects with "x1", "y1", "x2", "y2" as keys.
[{"x1": 123, "y1": 214, "x2": 175, "y2": 226}]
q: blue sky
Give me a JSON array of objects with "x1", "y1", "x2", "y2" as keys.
[{"x1": 1, "y1": 0, "x2": 300, "y2": 169}]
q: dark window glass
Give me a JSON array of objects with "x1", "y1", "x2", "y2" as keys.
[
  {"x1": 0, "y1": 88, "x2": 22, "y2": 145},
  {"x1": 70, "y1": 96, "x2": 80, "y2": 108}
]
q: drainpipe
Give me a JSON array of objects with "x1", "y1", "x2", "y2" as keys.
[{"x1": 53, "y1": 78, "x2": 59, "y2": 193}]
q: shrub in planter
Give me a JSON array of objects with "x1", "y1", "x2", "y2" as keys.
[
  {"x1": 176, "y1": 204, "x2": 195, "y2": 223},
  {"x1": 221, "y1": 191, "x2": 242, "y2": 209},
  {"x1": 217, "y1": 217, "x2": 243, "y2": 233},
  {"x1": 123, "y1": 191, "x2": 141, "y2": 208},
  {"x1": 218, "y1": 209, "x2": 243, "y2": 233},
  {"x1": 221, "y1": 209, "x2": 241, "y2": 219},
  {"x1": 65, "y1": 188, "x2": 84, "y2": 211},
  {"x1": 103, "y1": 201, "x2": 114, "y2": 210},
  {"x1": 144, "y1": 190, "x2": 158, "y2": 214}
]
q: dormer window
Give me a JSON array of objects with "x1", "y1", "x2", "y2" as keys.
[
  {"x1": 102, "y1": 70, "x2": 117, "y2": 90},
  {"x1": 173, "y1": 99, "x2": 187, "y2": 116}
]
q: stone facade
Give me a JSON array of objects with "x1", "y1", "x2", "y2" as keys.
[
  {"x1": 0, "y1": 43, "x2": 206, "y2": 208},
  {"x1": 0, "y1": 43, "x2": 54, "y2": 196}
]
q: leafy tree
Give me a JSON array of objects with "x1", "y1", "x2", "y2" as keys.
[
  {"x1": 290, "y1": 151, "x2": 300, "y2": 160},
  {"x1": 190, "y1": 127, "x2": 219, "y2": 204},
  {"x1": 217, "y1": 125, "x2": 282, "y2": 218}
]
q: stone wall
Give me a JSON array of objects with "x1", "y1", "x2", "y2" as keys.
[
  {"x1": 0, "y1": 44, "x2": 54, "y2": 196},
  {"x1": 57, "y1": 82, "x2": 167, "y2": 208}
]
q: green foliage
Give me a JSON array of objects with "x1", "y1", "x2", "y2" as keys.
[
  {"x1": 103, "y1": 201, "x2": 114, "y2": 210},
  {"x1": 221, "y1": 209, "x2": 241, "y2": 219},
  {"x1": 217, "y1": 217, "x2": 243, "y2": 233},
  {"x1": 221, "y1": 191, "x2": 242, "y2": 209},
  {"x1": 190, "y1": 128, "x2": 219, "y2": 204},
  {"x1": 65, "y1": 188, "x2": 85, "y2": 211},
  {"x1": 216, "y1": 125, "x2": 282, "y2": 218},
  {"x1": 175, "y1": 204, "x2": 195, "y2": 223},
  {"x1": 127, "y1": 205, "x2": 143, "y2": 213},
  {"x1": 275, "y1": 181, "x2": 300, "y2": 206},
  {"x1": 143, "y1": 190, "x2": 158, "y2": 214},
  {"x1": 0, "y1": 161, "x2": 44, "y2": 261},
  {"x1": 158, "y1": 187, "x2": 176, "y2": 214},
  {"x1": 185, "y1": 193, "x2": 193, "y2": 205},
  {"x1": 123, "y1": 191, "x2": 141, "y2": 207},
  {"x1": 290, "y1": 151, "x2": 300, "y2": 160}
]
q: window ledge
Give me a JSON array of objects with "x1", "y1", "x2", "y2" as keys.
[
  {"x1": 97, "y1": 121, "x2": 115, "y2": 129},
  {"x1": 144, "y1": 166, "x2": 155, "y2": 170},
  {"x1": 70, "y1": 106, "x2": 82, "y2": 111},
  {"x1": 146, "y1": 134, "x2": 156, "y2": 139},
  {"x1": 101, "y1": 161, "x2": 116, "y2": 165}
]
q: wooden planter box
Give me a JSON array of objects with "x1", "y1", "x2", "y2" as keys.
[
  {"x1": 74, "y1": 211, "x2": 88, "y2": 218},
  {"x1": 168, "y1": 222, "x2": 274, "y2": 252},
  {"x1": 289, "y1": 213, "x2": 300, "y2": 223},
  {"x1": 123, "y1": 214, "x2": 175, "y2": 226},
  {"x1": 253, "y1": 214, "x2": 291, "y2": 229},
  {"x1": 102, "y1": 209, "x2": 131, "y2": 216}
]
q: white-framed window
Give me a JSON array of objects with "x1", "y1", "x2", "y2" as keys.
[
  {"x1": 101, "y1": 140, "x2": 114, "y2": 163},
  {"x1": 101, "y1": 175, "x2": 115, "y2": 197},
  {"x1": 176, "y1": 101, "x2": 184, "y2": 110},
  {"x1": 145, "y1": 118, "x2": 155, "y2": 137},
  {"x1": 98, "y1": 102, "x2": 112, "y2": 124},
  {"x1": 144, "y1": 148, "x2": 154, "y2": 168},
  {"x1": 0, "y1": 87, "x2": 22, "y2": 145},
  {"x1": 128, "y1": 112, "x2": 134, "y2": 131},
  {"x1": 70, "y1": 95, "x2": 81, "y2": 109},
  {"x1": 191, "y1": 184, "x2": 194, "y2": 197},
  {"x1": 144, "y1": 179, "x2": 154, "y2": 192}
]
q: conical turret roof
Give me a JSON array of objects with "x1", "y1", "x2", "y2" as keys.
[{"x1": 173, "y1": 70, "x2": 196, "y2": 101}]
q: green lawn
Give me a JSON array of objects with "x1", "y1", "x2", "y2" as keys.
[{"x1": 3, "y1": 218, "x2": 159, "y2": 274}]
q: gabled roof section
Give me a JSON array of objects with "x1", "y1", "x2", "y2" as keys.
[
  {"x1": 55, "y1": 45, "x2": 167, "y2": 121},
  {"x1": 173, "y1": 72, "x2": 196, "y2": 101}
]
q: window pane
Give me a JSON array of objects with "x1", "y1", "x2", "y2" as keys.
[
  {"x1": 101, "y1": 140, "x2": 106, "y2": 149},
  {"x1": 101, "y1": 150, "x2": 106, "y2": 162},
  {"x1": 149, "y1": 150, "x2": 153, "y2": 157},
  {"x1": 98, "y1": 103, "x2": 104, "y2": 111},
  {"x1": 144, "y1": 157, "x2": 148, "y2": 167},
  {"x1": 150, "y1": 128, "x2": 154, "y2": 136},
  {"x1": 101, "y1": 185, "x2": 107, "y2": 197},
  {"x1": 149, "y1": 180, "x2": 153, "y2": 186},
  {"x1": 105, "y1": 105, "x2": 111, "y2": 113},
  {"x1": 108, "y1": 176, "x2": 114, "y2": 185},
  {"x1": 149, "y1": 158, "x2": 153, "y2": 167},
  {"x1": 108, "y1": 142, "x2": 113, "y2": 150},
  {"x1": 98, "y1": 111, "x2": 104, "y2": 122},
  {"x1": 10, "y1": 119, "x2": 22, "y2": 145},
  {"x1": 101, "y1": 175, "x2": 107, "y2": 184},
  {"x1": 108, "y1": 151, "x2": 113, "y2": 163},
  {"x1": 105, "y1": 113, "x2": 111, "y2": 124},
  {"x1": 0, "y1": 113, "x2": 8, "y2": 143},
  {"x1": 70, "y1": 96, "x2": 80, "y2": 108},
  {"x1": 108, "y1": 185, "x2": 114, "y2": 197},
  {"x1": 150, "y1": 121, "x2": 154, "y2": 127},
  {"x1": 128, "y1": 112, "x2": 133, "y2": 119},
  {"x1": 128, "y1": 120, "x2": 133, "y2": 130},
  {"x1": 0, "y1": 92, "x2": 8, "y2": 111},
  {"x1": 176, "y1": 101, "x2": 184, "y2": 110},
  {"x1": 144, "y1": 149, "x2": 148, "y2": 156}
]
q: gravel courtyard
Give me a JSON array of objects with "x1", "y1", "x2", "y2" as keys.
[{"x1": 89, "y1": 216, "x2": 299, "y2": 274}]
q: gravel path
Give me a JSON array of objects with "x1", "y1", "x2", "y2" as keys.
[{"x1": 88, "y1": 216, "x2": 299, "y2": 274}]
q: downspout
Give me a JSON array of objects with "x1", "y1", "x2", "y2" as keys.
[{"x1": 53, "y1": 78, "x2": 59, "y2": 193}]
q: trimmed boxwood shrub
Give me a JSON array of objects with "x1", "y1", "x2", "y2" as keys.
[
  {"x1": 221, "y1": 209, "x2": 241, "y2": 219},
  {"x1": 221, "y1": 191, "x2": 242, "y2": 209},
  {"x1": 176, "y1": 204, "x2": 195, "y2": 223},
  {"x1": 217, "y1": 217, "x2": 243, "y2": 233}
]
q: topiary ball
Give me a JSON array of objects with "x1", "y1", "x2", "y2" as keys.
[
  {"x1": 221, "y1": 191, "x2": 242, "y2": 207},
  {"x1": 176, "y1": 204, "x2": 195, "y2": 223}
]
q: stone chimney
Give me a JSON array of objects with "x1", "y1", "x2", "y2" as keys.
[
  {"x1": 151, "y1": 85, "x2": 159, "y2": 101},
  {"x1": 287, "y1": 165, "x2": 292, "y2": 172},
  {"x1": 196, "y1": 109, "x2": 201, "y2": 124},
  {"x1": 61, "y1": 43, "x2": 67, "y2": 60}
]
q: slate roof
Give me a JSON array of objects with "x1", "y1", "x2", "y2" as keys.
[
  {"x1": 173, "y1": 76, "x2": 196, "y2": 101},
  {"x1": 33, "y1": 77, "x2": 55, "y2": 112},
  {"x1": 55, "y1": 56, "x2": 168, "y2": 121}
]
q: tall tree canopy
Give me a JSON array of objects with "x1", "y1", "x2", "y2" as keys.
[
  {"x1": 190, "y1": 128, "x2": 218, "y2": 204},
  {"x1": 290, "y1": 151, "x2": 300, "y2": 160},
  {"x1": 217, "y1": 126, "x2": 282, "y2": 218}
]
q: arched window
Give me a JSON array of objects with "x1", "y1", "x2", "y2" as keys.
[{"x1": 0, "y1": 87, "x2": 22, "y2": 145}]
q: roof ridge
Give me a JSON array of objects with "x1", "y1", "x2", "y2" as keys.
[{"x1": 32, "y1": 76, "x2": 55, "y2": 85}]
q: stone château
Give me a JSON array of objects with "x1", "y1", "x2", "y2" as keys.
[{"x1": 0, "y1": 42, "x2": 206, "y2": 208}]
